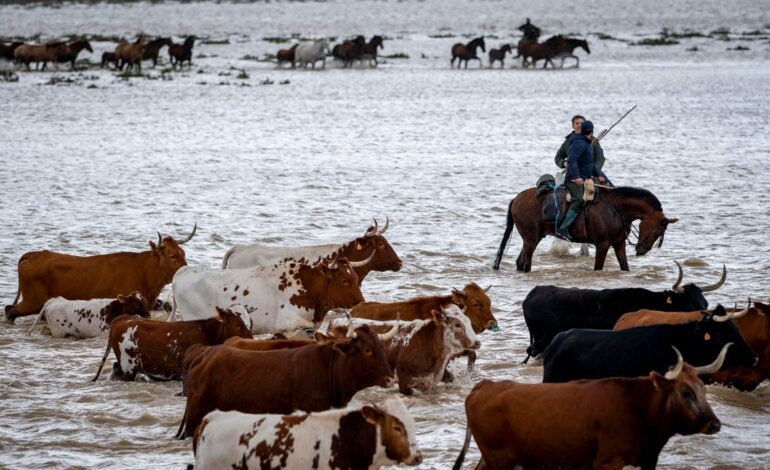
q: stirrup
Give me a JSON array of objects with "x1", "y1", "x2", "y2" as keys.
[{"x1": 555, "y1": 228, "x2": 573, "y2": 242}]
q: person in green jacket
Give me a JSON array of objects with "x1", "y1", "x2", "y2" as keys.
[{"x1": 555, "y1": 114, "x2": 605, "y2": 173}]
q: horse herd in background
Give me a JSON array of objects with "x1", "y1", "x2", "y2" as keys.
[
  {"x1": 0, "y1": 30, "x2": 590, "y2": 74},
  {"x1": 0, "y1": 34, "x2": 195, "y2": 72}
]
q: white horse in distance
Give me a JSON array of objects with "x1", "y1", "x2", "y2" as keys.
[{"x1": 294, "y1": 39, "x2": 329, "y2": 69}]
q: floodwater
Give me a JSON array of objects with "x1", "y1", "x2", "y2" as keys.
[{"x1": 1, "y1": 0, "x2": 769, "y2": 468}]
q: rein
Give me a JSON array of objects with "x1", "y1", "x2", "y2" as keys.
[{"x1": 604, "y1": 190, "x2": 640, "y2": 248}]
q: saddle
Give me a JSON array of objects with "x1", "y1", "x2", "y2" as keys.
[{"x1": 536, "y1": 174, "x2": 599, "y2": 224}]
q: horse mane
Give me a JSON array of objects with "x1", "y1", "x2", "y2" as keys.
[
  {"x1": 612, "y1": 187, "x2": 662, "y2": 211},
  {"x1": 544, "y1": 35, "x2": 563, "y2": 45}
]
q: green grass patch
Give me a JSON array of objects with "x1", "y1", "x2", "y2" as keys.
[
  {"x1": 263, "y1": 36, "x2": 290, "y2": 43},
  {"x1": 429, "y1": 33, "x2": 455, "y2": 39},
  {"x1": 382, "y1": 53, "x2": 409, "y2": 59},
  {"x1": 630, "y1": 37, "x2": 680, "y2": 46},
  {"x1": 202, "y1": 38, "x2": 230, "y2": 45}
]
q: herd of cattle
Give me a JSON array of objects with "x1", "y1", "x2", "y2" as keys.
[{"x1": 5, "y1": 219, "x2": 769, "y2": 468}]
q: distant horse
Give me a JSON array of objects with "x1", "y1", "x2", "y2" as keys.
[
  {"x1": 516, "y1": 35, "x2": 565, "y2": 69},
  {"x1": 169, "y1": 36, "x2": 195, "y2": 69},
  {"x1": 493, "y1": 186, "x2": 678, "y2": 272},
  {"x1": 295, "y1": 39, "x2": 329, "y2": 70},
  {"x1": 360, "y1": 35, "x2": 384, "y2": 67},
  {"x1": 451, "y1": 36, "x2": 485, "y2": 69},
  {"x1": 51, "y1": 39, "x2": 93, "y2": 70},
  {"x1": 115, "y1": 35, "x2": 147, "y2": 71},
  {"x1": 551, "y1": 37, "x2": 590, "y2": 68},
  {"x1": 334, "y1": 35, "x2": 365, "y2": 68},
  {"x1": 0, "y1": 41, "x2": 23, "y2": 61},
  {"x1": 142, "y1": 37, "x2": 173, "y2": 68},
  {"x1": 488, "y1": 44, "x2": 512, "y2": 68},
  {"x1": 276, "y1": 44, "x2": 298, "y2": 68},
  {"x1": 13, "y1": 42, "x2": 63, "y2": 70},
  {"x1": 101, "y1": 51, "x2": 118, "y2": 69}
]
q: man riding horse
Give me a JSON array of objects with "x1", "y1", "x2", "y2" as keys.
[
  {"x1": 556, "y1": 120, "x2": 605, "y2": 240},
  {"x1": 518, "y1": 18, "x2": 541, "y2": 41}
]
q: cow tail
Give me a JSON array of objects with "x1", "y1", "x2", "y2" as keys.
[
  {"x1": 91, "y1": 342, "x2": 112, "y2": 382},
  {"x1": 221, "y1": 246, "x2": 236, "y2": 270},
  {"x1": 175, "y1": 407, "x2": 188, "y2": 440},
  {"x1": 452, "y1": 423, "x2": 473, "y2": 470},
  {"x1": 27, "y1": 305, "x2": 46, "y2": 336},
  {"x1": 492, "y1": 201, "x2": 514, "y2": 270}
]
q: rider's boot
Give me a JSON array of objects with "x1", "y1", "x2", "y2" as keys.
[{"x1": 556, "y1": 207, "x2": 580, "y2": 241}]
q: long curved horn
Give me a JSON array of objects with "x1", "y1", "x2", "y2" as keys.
[
  {"x1": 347, "y1": 250, "x2": 375, "y2": 268},
  {"x1": 712, "y1": 304, "x2": 732, "y2": 323},
  {"x1": 178, "y1": 222, "x2": 197, "y2": 245},
  {"x1": 364, "y1": 219, "x2": 377, "y2": 238},
  {"x1": 378, "y1": 322, "x2": 399, "y2": 341},
  {"x1": 693, "y1": 343, "x2": 732, "y2": 375},
  {"x1": 729, "y1": 298, "x2": 751, "y2": 320},
  {"x1": 672, "y1": 261, "x2": 684, "y2": 293},
  {"x1": 700, "y1": 264, "x2": 726, "y2": 293},
  {"x1": 156, "y1": 231, "x2": 164, "y2": 247},
  {"x1": 664, "y1": 346, "x2": 685, "y2": 380},
  {"x1": 483, "y1": 285, "x2": 492, "y2": 293},
  {"x1": 378, "y1": 216, "x2": 389, "y2": 235}
]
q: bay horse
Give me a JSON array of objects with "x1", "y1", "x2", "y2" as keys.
[
  {"x1": 169, "y1": 36, "x2": 195, "y2": 69},
  {"x1": 52, "y1": 39, "x2": 93, "y2": 70},
  {"x1": 551, "y1": 37, "x2": 590, "y2": 68},
  {"x1": 13, "y1": 42, "x2": 63, "y2": 71},
  {"x1": 360, "y1": 35, "x2": 384, "y2": 67},
  {"x1": 516, "y1": 35, "x2": 564, "y2": 69},
  {"x1": 276, "y1": 44, "x2": 298, "y2": 68},
  {"x1": 335, "y1": 35, "x2": 365, "y2": 68},
  {"x1": 451, "y1": 36, "x2": 485, "y2": 69},
  {"x1": 488, "y1": 44, "x2": 512, "y2": 68},
  {"x1": 115, "y1": 35, "x2": 146, "y2": 71},
  {"x1": 142, "y1": 37, "x2": 173, "y2": 68},
  {"x1": 493, "y1": 186, "x2": 678, "y2": 272}
]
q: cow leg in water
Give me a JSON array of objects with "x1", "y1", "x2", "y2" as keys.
[
  {"x1": 5, "y1": 301, "x2": 40, "y2": 323},
  {"x1": 612, "y1": 241, "x2": 629, "y2": 271},
  {"x1": 593, "y1": 242, "x2": 610, "y2": 270}
]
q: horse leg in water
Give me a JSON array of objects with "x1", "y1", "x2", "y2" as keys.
[
  {"x1": 593, "y1": 241, "x2": 610, "y2": 270},
  {"x1": 516, "y1": 249, "x2": 525, "y2": 271},
  {"x1": 612, "y1": 241, "x2": 630, "y2": 271},
  {"x1": 580, "y1": 244, "x2": 590, "y2": 256},
  {"x1": 521, "y1": 238, "x2": 541, "y2": 273}
]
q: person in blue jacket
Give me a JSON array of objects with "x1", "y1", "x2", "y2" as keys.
[{"x1": 555, "y1": 120, "x2": 605, "y2": 240}]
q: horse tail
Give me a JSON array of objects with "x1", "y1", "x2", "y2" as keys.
[
  {"x1": 452, "y1": 423, "x2": 473, "y2": 470},
  {"x1": 493, "y1": 201, "x2": 514, "y2": 270}
]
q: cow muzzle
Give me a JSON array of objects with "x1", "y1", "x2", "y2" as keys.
[
  {"x1": 702, "y1": 419, "x2": 721, "y2": 435},
  {"x1": 382, "y1": 375, "x2": 396, "y2": 388},
  {"x1": 405, "y1": 450, "x2": 423, "y2": 465}
]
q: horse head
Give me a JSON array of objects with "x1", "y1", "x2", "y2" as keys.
[
  {"x1": 636, "y1": 212, "x2": 678, "y2": 255},
  {"x1": 579, "y1": 39, "x2": 590, "y2": 54},
  {"x1": 476, "y1": 36, "x2": 486, "y2": 53},
  {"x1": 371, "y1": 35, "x2": 384, "y2": 50}
]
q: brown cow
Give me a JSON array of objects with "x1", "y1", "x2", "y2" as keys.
[
  {"x1": 352, "y1": 282, "x2": 497, "y2": 334},
  {"x1": 615, "y1": 301, "x2": 769, "y2": 391},
  {"x1": 223, "y1": 329, "x2": 346, "y2": 351},
  {"x1": 5, "y1": 224, "x2": 195, "y2": 323},
  {"x1": 91, "y1": 305, "x2": 251, "y2": 382},
  {"x1": 175, "y1": 324, "x2": 395, "y2": 438},
  {"x1": 453, "y1": 346, "x2": 727, "y2": 470},
  {"x1": 276, "y1": 43, "x2": 298, "y2": 67}
]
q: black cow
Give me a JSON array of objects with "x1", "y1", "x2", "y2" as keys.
[
  {"x1": 522, "y1": 262, "x2": 726, "y2": 362},
  {"x1": 542, "y1": 306, "x2": 757, "y2": 383}
]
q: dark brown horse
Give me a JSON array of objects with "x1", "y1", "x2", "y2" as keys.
[
  {"x1": 142, "y1": 37, "x2": 172, "y2": 68},
  {"x1": 0, "y1": 41, "x2": 23, "y2": 61},
  {"x1": 101, "y1": 51, "x2": 118, "y2": 68},
  {"x1": 451, "y1": 36, "x2": 485, "y2": 69},
  {"x1": 115, "y1": 35, "x2": 146, "y2": 71},
  {"x1": 334, "y1": 35, "x2": 365, "y2": 68},
  {"x1": 361, "y1": 35, "x2": 384, "y2": 67},
  {"x1": 51, "y1": 39, "x2": 93, "y2": 69},
  {"x1": 488, "y1": 44, "x2": 512, "y2": 68},
  {"x1": 276, "y1": 44, "x2": 298, "y2": 67},
  {"x1": 169, "y1": 36, "x2": 195, "y2": 69},
  {"x1": 516, "y1": 36, "x2": 561, "y2": 69},
  {"x1": 493, "y1": 186, "x2": 678, "y2": 272},
  {"x1": 551, "y1": 36, "x2": 590, "y2": 68}
]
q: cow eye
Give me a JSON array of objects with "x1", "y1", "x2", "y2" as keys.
[
  {"x1": 378, "y1": 243, "x2": 385, "y2": 248},
  {"x1": 364, "y1": 347, "x2": 372, "y2": 355},
  {"x1": 393, "y1": 425, "x2": 403, "y2": 434},
  {"x1": 681, "y1": 386, "x2": 695, "y2": 402},
  {"x1": 454, "y1": 322, "x2": 462, "y2": 329},
  {"x1": 169, "y1": 255, "x2": 176, "y2": 259}
]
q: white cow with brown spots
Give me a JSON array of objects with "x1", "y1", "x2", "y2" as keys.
[
  {"x1": 192, "y1": 397, "x2": 422, "y2": 469},
  {"x1": 27, "y1": 292, "x2": 149, "y2": 339},
  {"x1": 326, "y1": 304, "x2": 481, "y2": 394},
  {"x1": 171, "y1": 257, "x2": 369, "y2": 333}
]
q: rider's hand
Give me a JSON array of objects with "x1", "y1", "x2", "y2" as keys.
[
  {"x1": 598, "y1": 176, "x2": 605, "y2": 183},
  {"x1": 574, "y1": 178, "x2": 584, "y2": 185}
]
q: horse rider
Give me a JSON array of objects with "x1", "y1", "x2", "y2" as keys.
[
  {"x1": 555, "y1": 114, "x2": 610, "y2": 185},
  {"x1": 518, "y1": 18, "x2": 542, "y2": 41},
  {"x1": 555, "y1": 120, "x2": 605, "y2": 240}
]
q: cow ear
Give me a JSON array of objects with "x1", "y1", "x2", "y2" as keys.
[
  {"x1": 149, "y1": 241, "x2": 158, "y2": 251},
  {"x1": 361, "y1": 405, "x2": 384, "y2": 425},
  {"x1": 214, "y1": 307, "x2": 225, "y2": 322},
  {"x1": 333, "y1": 340, "x2": 354, "y2": 355},
  {"x1": 431, "y1": 309, "x2": 445, "y2": 324},
  {"x1": 314, "y1": 331, "x2": 332, "y2": 344},
  {"x1": 649, "y1": 371, "x2": 668, "y2": 390},
  {"x1": 117, "y1": 294, "x2": 126, "y2": 303}
]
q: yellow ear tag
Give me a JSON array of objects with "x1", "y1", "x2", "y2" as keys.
[
  {"x1": 704, "y1": 332, "x2": 711, "y2": 341},
  {"x1": 666, "y1": 296, "x2": 672, "y2": 305},
  {"x1": 356, "y1": 242, "x2": 363, "y2": 250}
]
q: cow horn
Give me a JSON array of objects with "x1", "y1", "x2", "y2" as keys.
[
  {"x1": 712, "y1": 304, "x2": 732, "y2": 323},
  {"x1": 699, "y1": 264, "x2": 726, "y2": 293},
  {"x1": 693, "y1": 343, "x2": 732, "y2": 375},
  {"x1": 347, "y1": 250, "x2": 375, "y2": 268},
  {"x1": 672, "y1": 261, "x2": 684, "y2": 293},
  {"x1": 483, "y1": 285, "x2": 492, "y2": 293},
  {"x1": 729, "y1": 298, "x2": 751, "y2": 320},
  {"x1": 664, "y1": 346, "x2": 684, "y2": 380},
  {"x1": 378, "y1": 216, "x2": 389, "y2": 234},
  {"x1": 178, "y1": 222, "x2": 197, "y2": 245},
  {"x1": 378, "y1": 322, "x2": 399, "y2": 341},
  {"x1": 328, "y1": 254, "x2": 339, "y2": 270},
  {"x1": 156, "y1": 231, "x2": 164, "y2": 247},
  {"x1": 344, "y1": 311, "x2": 357, "y2": 338}
]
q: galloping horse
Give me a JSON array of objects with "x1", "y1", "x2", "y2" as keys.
[
  {"x1": 276, "y1": 44, "x2": 298, "y2": 67},
  {"x1": 361, "y1": 35, "x2": 384, "y2": 67},
  {"x1": 52, "y1": 39, "x2": 93, "y2": 70},
  {"x1": 334, "y1": 35, "x2": 365, "y2": 68},
  {"x1": 493, "y1": 186, "x2": 678, "y2": 272},
  {"x1": 115, "y1": 35, "x2": 146, "y2": 71},
  {"x1": 142, "y1": 37, "x2": 173, "y2": 68},
  {"x1": 488, "y1": 44, "x2": 512, "y2": 68},
  {"x1": 451, "y1": 36, "x2": 485, "y2": 69},
  {"x1": 295, "y1": 39, "x2": 329, "y2": 69},
  {"x1": 169, "y1": 36, "x2": 195, "y2": 69},
  {"x1": 551, "y1": 37, "x2": 590, "y2": 68}
]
